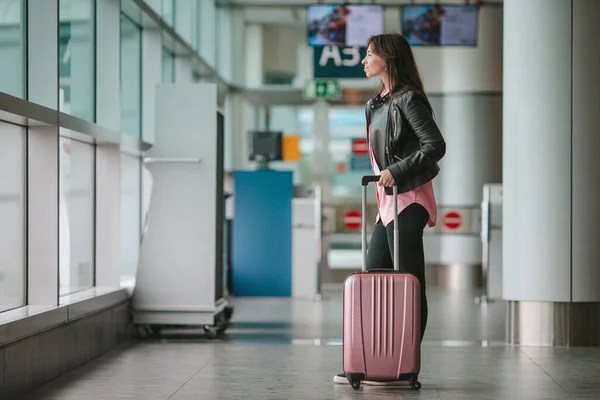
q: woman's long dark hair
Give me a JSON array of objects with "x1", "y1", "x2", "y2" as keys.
[{"x1": 367, "y1": 33, "x2": 433, "y2": 113}]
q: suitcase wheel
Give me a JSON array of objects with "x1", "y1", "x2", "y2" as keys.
[
  {"x1": 411, "y1": 380, "x2": 422, "y2": 391},
  {"x1": 350, "y1": 380, "x2": 361, "y2": 390}
]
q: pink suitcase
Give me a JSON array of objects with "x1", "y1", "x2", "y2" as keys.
[{"x1": 342, "y1": 175, "x2": 422, "y2": 391}]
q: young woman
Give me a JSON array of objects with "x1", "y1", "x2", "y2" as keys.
[{"x1": 334, "y1": 33, "x2": 446, "y2": 386}]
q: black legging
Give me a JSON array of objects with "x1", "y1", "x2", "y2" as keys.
[{"x1": 366, "y1": 202, "x2": 429, "y2": 342}]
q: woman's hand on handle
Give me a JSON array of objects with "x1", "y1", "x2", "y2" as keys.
[{"x1": 378, "y1": 169, "x2": 396, "y2": 187}]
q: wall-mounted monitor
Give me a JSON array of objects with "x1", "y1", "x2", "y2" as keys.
[
  {"x1": 307, "y1": 5, "x2": 384, "y2": 47},
  {"x1": 401, "y1": 4, "x2": 478, "y2": 46},
  {"x1": 248, "y1": 131, "x2": 283, "y2": 163}
]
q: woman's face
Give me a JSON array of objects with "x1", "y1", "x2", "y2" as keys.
[{"x1": 362, "y1": 44, "x2": 386, "y2": 79}]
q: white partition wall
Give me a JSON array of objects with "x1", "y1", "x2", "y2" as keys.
[{"x1": 132, "y1": 83, "x2": 227, "y2": 328}]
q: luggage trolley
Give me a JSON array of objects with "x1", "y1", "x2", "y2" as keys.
[{"x1": 131, "y1": 86, "x2": 232, "y2": 338}]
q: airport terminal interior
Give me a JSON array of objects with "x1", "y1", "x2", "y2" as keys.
[{"x1": 1, "y1": 0, "x2": 600, "y2": 399}]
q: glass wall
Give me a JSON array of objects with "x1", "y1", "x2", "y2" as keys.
[
  {"x1": 120, "y1": 14, "x2": 142, "y2": 138},
  {"x1": 59, "y1": 136, "x2": 95, "y2": 297},
  {"x1": 0, "y1": 0, "x2": 25, "y2": 98},
  {"x1": 162, "y1": 49, "x2": 175, "y2": 83},
  {"x1": 162, "y1": 0, "x2": 174, "y2": 27},
  {"x1": 0, "y1": 0, "x2": 224, "y2": 314},
  {"x1": 59, "y1": 0, "x2": 96, "y2": 121},
  {"x1": 174, "y1": 0, "x2": 196, "y2": 47},
  {"x1": 120, "y1": 153, "x2": 141, "y2": 281},
  {"x1": 329, "y1": 107, "x2": 368, "y2": 197},
  {"x1": 0, "y1": 122, "x2": 26, "y2": 312}
]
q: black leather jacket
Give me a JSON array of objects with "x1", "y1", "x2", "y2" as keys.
[{"x1": 365, "y1": 88, "x2": 446, "y2": 195}]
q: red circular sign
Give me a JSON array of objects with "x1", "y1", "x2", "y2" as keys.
[
  {"x1": 344, "y1": 210, "x2": 362, "y2": 230},
  {"x1": 352, "y1": 139, "x2": 368, "y2": 157},
  {"x1": 443, "y1": 211, "x2": 462, "y2": 230}
]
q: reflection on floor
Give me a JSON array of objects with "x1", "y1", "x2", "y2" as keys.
[{"x1": 17, "y1": 287, "x2": 600, "y2": 400}]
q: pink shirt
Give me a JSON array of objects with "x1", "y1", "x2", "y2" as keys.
[{"x1": 367, "y1": 93, "x2": 438, "y2": 228}]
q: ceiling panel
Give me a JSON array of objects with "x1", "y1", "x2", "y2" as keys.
[
  {"x1": 220, "y1": 0, "x2": 502, "y2": 6},
  {"x1": 243, "y1": 7, "x2": 305, "y2": 26},
  {"x1": 224, "y1": 0, "x2": 502, "y2": 25}
]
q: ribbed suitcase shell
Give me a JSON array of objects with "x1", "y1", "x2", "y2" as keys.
[{"x1": 343, "y1": 271, "x2": 421, "y2": 382}]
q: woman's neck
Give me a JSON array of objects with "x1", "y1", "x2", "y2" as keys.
[{"x1": 381, "y1": 78, "x2": 392, "y2": 94}]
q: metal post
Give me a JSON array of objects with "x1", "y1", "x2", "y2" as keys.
[{"x1": 476, "y1": 185, "x2": 491, "y2": 304}]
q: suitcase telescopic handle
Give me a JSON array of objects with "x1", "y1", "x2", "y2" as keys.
[
  {"x1": 361, "y1": 175, "x2": 381, "y2": 186},
  {"x1": 361, "y1": 175, "x2": 399, "y2": 272}
]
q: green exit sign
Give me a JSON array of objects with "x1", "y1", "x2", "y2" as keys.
[{"x1": 304, "y1": 79, "x2": 341, "y2": 99}]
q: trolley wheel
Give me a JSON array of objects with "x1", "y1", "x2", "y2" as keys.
[
  {"x1": 150, "y1": 326, "x2": 162, "y2": 337},
  {"x1": 412, "y1": 380, "x2": 422, "y2": 390},
  {"x1": 216, "y1": 322, "x2": 229, "y2": 335},
  {"x1": 203, "y1": 325, "x2": 219, "y2": 339},
  {"x1": 224, "y1": 306, "x2": 234, "y2": 321},
  {"x1": 350, "y1": 380, "x2": 361, "y2": 390},
  {"x1": 136, "y1": 325, "x2": 151, "y2": 339}
]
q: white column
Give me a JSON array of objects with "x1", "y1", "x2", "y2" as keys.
[
  {"x1": 28, "y1": 127, "x2": 59, "y2": 305},
  {"x1": 503, "y1": 0, "x2": 600, "y2": 346},
  {"x1": 244, "y1": 24, "x2": 263, "y2": 88},
  {"x1": 230, "y1": 94, "x2": 254, "y2": 170},
  {"x1": 428, "y1": 94, "x2": 502, "y2": 267},
  {"x1": 142, "y1": 29, "x2": 162, "y2": 144},
  {"x1": 418, "y1": 6, "x2": 503, "y2": 288},
  {"x1": 96, "y1": 0, "x2": 120, "y2": 131},
  {"x1": 503, "y1": 0, "x2": 572, "y2": 302},
  {"x1": 312, "y1": 99, "x2": 332, "y2": 278},
  {"x1": 503, "y1": 0, "x2": 600, "y2": 303},
  {"x1": 95, "y1": 144, "x2": 121, "y2": 287}
]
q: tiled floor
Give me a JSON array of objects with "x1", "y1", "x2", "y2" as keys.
[{"x1": 17, "y1": 287, "x2": 600, "y2": 400}]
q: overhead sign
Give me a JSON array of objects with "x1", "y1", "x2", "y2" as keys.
[
  {"x1": 314, "y1": 45, "x2": 367, "y2": 79},
  {"x1": 303, "y1": 79, "x2": 341, "y2": 99},
  {"x1": 344, "y1": 210, "x2": 362, "y2": 230}
]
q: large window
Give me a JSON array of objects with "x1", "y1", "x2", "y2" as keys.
[
  {"x1": 59, "y1": 0, "x2": 96, "y2": 122},
  {"x1": 174, "y1": 0, "x2": 196, "y2": 47},
  {"x1": 120, "y1": 153, "x2": 141, "y2": 281},
  {"x1": 0, "y1": 122, "x2": 26, "y2": 312},
  {"x1": 0, "y1": 0, "x2": 25, "y2": 98},
  {"x1": 145, "y1": 0, "x2": 173, "y2": 26},
  {"x1": 59, "y1": 136, "x2": 95, "y2": 297},
  {"x1": 162, "y1": 0, "x2": 174, "y2": 27},
  {"x1": 120, "y1": 14, "x2": 142, "y2": 138},
  {"x1": 162, "y1": 49, "x2": 175, "y2": 83}
]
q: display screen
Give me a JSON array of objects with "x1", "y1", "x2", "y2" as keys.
[
  {"x1": 248, "y1": 131, "x2": 283, "y2": 162},
  {"x1": 401, "y1": 5, "x2": 478, "y2": 46},
  {"x1": 307, "y1": 5, "x2": 384, "y2": 47}
]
